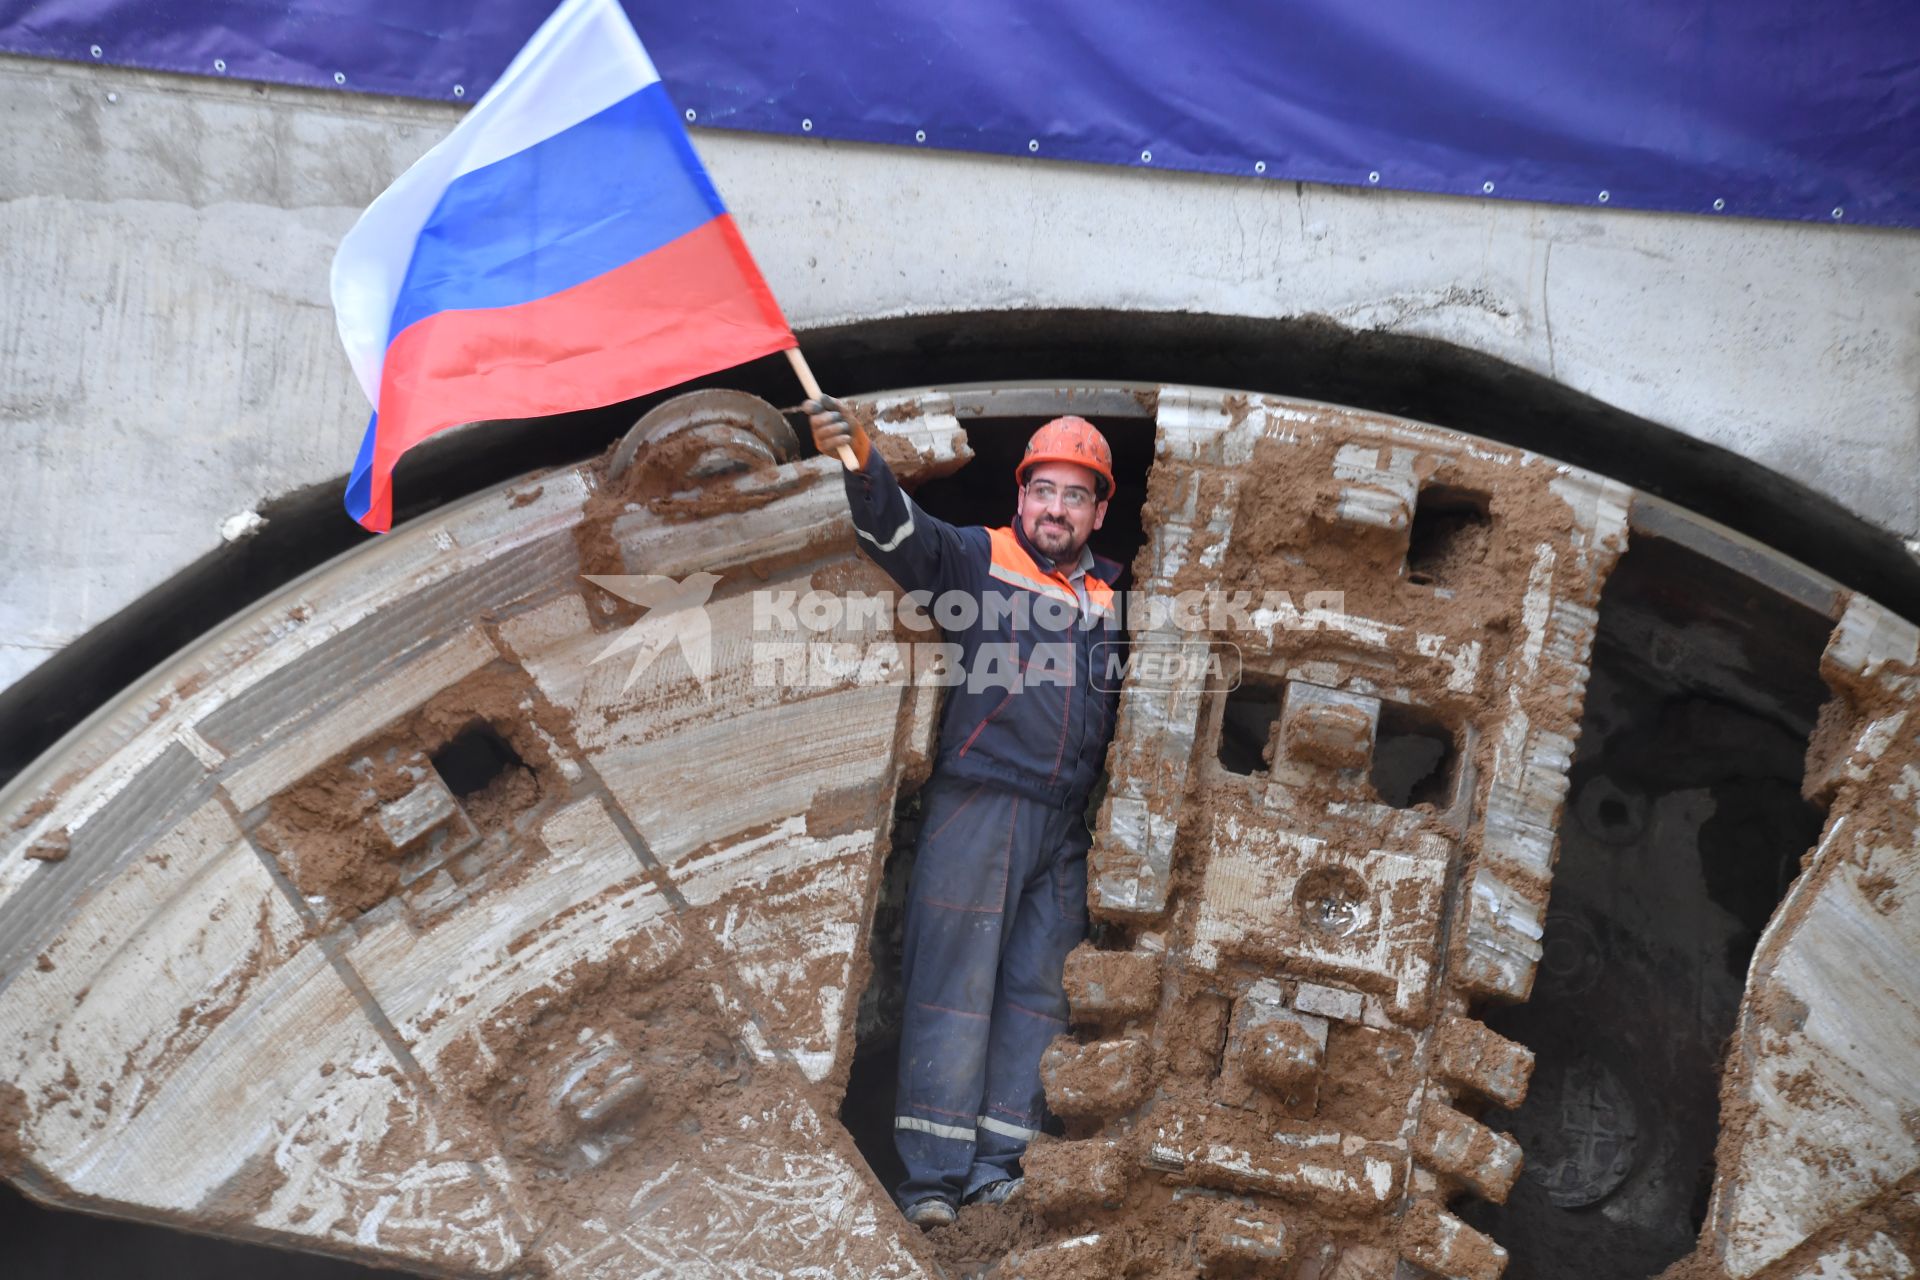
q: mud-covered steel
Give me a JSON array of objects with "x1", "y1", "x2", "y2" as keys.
[{"x1": 1, "y1": 385, "x2": 1916, "y2": 1280}]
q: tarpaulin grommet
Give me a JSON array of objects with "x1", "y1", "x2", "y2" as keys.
[
  {"x1": 453, "y1": 85, "x2": 465, "y2": 98},
  {"x1": 1713, "y1": 198, "x2": 1725, "y2": 211},
  {"x1": 1482, "y1": 180, "x2": 1495, "y2": 193},
  {"x1": 1598, "y1": 190, "x2": 1610, "y2": 203},
  {"x1": 1368, "y1": 170, "x2": 1380, "y2": 184},
  {"x1": 88, "y1": 44, "x2": 101, "y2": 58},
  {"x1": 684, "y1": 108, "x2": 696, "y2": 122},
  {"x1": 333, "y1": 71, "x2": 346, "y2": 85},
  {"x1": 1831, "y1": 207, "x2": 1844, "y2": 220},
  {"x1": 1254, "y1": 161, "x2": 1266, "y2": 174},
  {"x1": 214, "y1": 58, "x2": 226, "y2": 73},
  {"x1": 1140, "y1": 149, "x2": 1152, "y2": 163},
  {"x1": 1027, "y1": 139, "x2": 1039, "y2": 152},
  {"x1": 801, "y1": 117, "x2": 812, "y2": 131},
  {"x1": 915, "y1": 129, "x2": 926, "y2": 143}
]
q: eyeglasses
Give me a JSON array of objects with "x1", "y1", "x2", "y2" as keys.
[{"x1": 1024, "y1": 480, "x2": 1096, "y2": 510}]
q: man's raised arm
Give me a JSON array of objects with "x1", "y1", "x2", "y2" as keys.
[{"x1": 805, "y1": 396, "x2": 981, "y2": 597}]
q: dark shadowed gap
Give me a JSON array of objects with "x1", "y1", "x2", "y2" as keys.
[
  {"x1": 1406, "y1": 484, "x2": 1493, "y2": 588},
  {"x1": 1454, "y1": 533, "x2": 1832, "y2": 1279},
  {"x1": 905, "y1": 410, "x2": 1156, "y2": 574},
  {"x1": 839, "y1": 786, "x2": 921, "y2": 1202},
  {"x1": 1370, "y1": 701, "x2": 1458, "y2": 808},
  {"x1": 0, "y1": 1182, "x2": 407, "y2": 1280},
  {"x1": 1217, "y1": 679, "x2": 1284, "y2": 776},
  {"x1": 430, "y1": 722, "x2": 524, "y2": 799}
]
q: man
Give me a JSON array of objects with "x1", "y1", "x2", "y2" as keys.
[{"x1": 805, "y1": 398, "x2": 1126, "y2": 1227}]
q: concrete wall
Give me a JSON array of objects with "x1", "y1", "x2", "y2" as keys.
[{"x1": 3, "y1": 52, "x2": 1917, "y2": 695}]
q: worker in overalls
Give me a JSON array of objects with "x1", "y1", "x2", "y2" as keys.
[{"x1": 806, "y1": 400, "x2": 1125, "y2": 1227}]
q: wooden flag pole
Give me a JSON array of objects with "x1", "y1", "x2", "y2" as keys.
[{"x1": 784, "y1": 346, "x2": 859, "y2": 469}]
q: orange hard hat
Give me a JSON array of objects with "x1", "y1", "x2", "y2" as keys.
[{"x1": 1019, "y1": 416, "x2": 1115, "y2": 499}]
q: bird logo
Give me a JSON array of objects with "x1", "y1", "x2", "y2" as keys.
[{"x1": 582, "y1": 573, "x2": 723, "y2": 694}]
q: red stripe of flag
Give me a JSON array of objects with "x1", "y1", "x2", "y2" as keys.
[{"x1": 357, "y1": 214, "x2": 792, "y2": 531}]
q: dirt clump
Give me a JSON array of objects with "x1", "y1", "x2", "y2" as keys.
[
  {"x1": 253, "y1": 754, "x2": 416, "y2": 918},
  {"x1": 192, "y1": 1149, "x2": 292, "y2": 1230},
  {"x1": 8, "y1": 788, "x2": 59, "y2": 836},
  {"x1": 929, "y1": 1201, "x2": 1045, "y2": 1276},
  {"x1": 0, "y1": 1082, "x2": 34, "y2": 1180},
  {"x1": 252, "y1": 663, "x2": 567, "y2": 925},
  {"x1": 451, "y1": 941, "x2": 723, "y2": 1175},
  {"x1": 458, "y1": 759, "x2": 543, "y2": 832},
  {"x1": 1399, "y1": 1196, "x2": 1505, "y2": 1276}
]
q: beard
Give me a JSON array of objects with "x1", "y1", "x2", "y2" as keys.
[{"x1": 1028, "y1": 514, "x2": 1080, "y2": 559}]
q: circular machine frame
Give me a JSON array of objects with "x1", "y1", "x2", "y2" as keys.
[{"x1": 0, "y1": 385, "x2": 1913, "y2": 1280}]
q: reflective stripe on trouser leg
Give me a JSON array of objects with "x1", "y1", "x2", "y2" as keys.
[
  {"x1": 895, "y1": 1115, "x2": 975, "y2": 1142},
  {"x1": 894, "y1": 780, "x2": 1039, "y2": 1208},
  {"x1": 977, "y1": 1113, "x2": 1040, "y2": 1140},
  {"x1": 966, "y1": 802, "x2": 1091, "y2": 1198}
]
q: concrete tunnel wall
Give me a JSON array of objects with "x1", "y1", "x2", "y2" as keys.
[{"x1": 4, "y1": 51, "x2": 1919, "y2": 702}]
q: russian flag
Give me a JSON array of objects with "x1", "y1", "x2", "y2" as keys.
[{"x1": 331, "y1": 0, "x2": 795, "y2": 532}]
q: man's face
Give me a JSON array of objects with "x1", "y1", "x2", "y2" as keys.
[{"x1": 1016, "y1": 460, "x2": 1109, "y2": 562}]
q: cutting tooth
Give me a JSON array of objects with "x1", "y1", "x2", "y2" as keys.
[
  {"x1": 1217, "y1": 978, "x2": 1328, "y2": 1116},
  {"x1": 1411, "y1": 1098, "x2": 1524, "y2": 1203},
  {"x1": 1430, "y1": 1014, "x2": 1535, "y2": 1109},
  {"x1": 1040, "y1": 1035, "x2": 1152, "y2": 1118},
  {"x1": 1062, "y1": 942, "x2": 1164, "y2": 1023},
  {"x1": 1003, "y1": 1233, "x2": 1121, "y2": 1278},
  {"x1": 1024, "y1": 1138, "x2": 1130, "y2": 1214},
  {"x1": 1399, "y1": 1200, "x2": 1509, "y2": 1280},
  {"x1": 1197, "y1": 1203, "x2": 1292, "y2": 1274}
]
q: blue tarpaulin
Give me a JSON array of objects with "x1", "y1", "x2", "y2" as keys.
[{"x1": 4, "y1": 0, "x2": 1916, "y2": 227}]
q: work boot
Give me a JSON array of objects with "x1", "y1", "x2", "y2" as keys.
[
  {"x1": 904, "y1": 1197, "x2": 957, "y2": 1229},
  {"x1": 963, "y1": 1176, "x2": 1023, "y2": 1207}
]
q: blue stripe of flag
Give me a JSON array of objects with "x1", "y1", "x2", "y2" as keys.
[
  {"x1": 344, "y1": 410, "x2": 378, "y2": 523},
  {"x1": 385, "y1": 81, "x2": 725, "y2": 342}
]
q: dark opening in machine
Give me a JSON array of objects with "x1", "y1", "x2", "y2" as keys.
[
  {"x1": 1371, "y1": 702, "x2": 1458, "y2": 807},
  {"x1": 1407, "y1": 484, "x2": 1492, "y2": 586},
  {"x1": 1455, "y1": 533, "x2": 1832, "y2": 1280},
  {"x1": 431, "y1": 722, "x2": 526, "y2": 801},
  {"x1": 1217, "y1": 678, "x2": 1284, "y2": 775}
]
